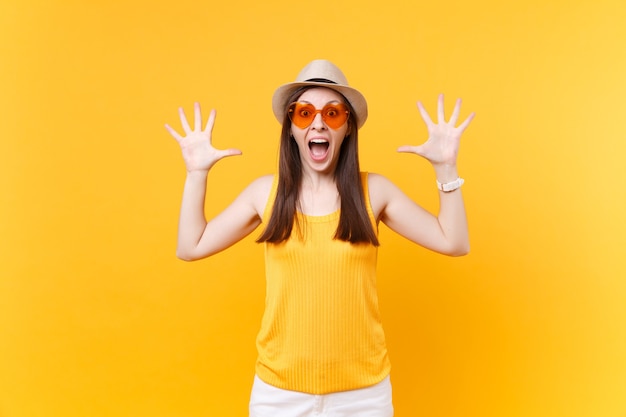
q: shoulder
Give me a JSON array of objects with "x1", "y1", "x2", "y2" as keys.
[
  {"x1": 366, "y1": 172, "x2": 399, "y2": 196},
  {"x1": 242, "y1": 174, "x2": 275, "y2": 217},
  {"x1": 365, "y1": 172, "x2": 401, "y2": 220},
  {"x1": 247, "y1": 174, "x2": 275, "y2": 192}
]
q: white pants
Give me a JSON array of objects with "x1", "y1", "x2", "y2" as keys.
[{"x1": 249, "y1": 375, "x2": 394, "y2": 417}]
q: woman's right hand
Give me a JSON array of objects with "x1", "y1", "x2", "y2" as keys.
[{"x1": 165, "y1": 102, "x2": 242, "y2": 173}]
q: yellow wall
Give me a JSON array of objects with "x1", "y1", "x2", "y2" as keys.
[{"x1": 1, "y1": 0, "x2": 625, "y2": 416}]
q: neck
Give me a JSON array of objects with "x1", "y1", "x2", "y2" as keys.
[
  {"x1": 298, "y1": 172, "x2": 340, "y2": 216},
  {"x1": 300, "y1": 169, "x2": 336, "y2": 191}
]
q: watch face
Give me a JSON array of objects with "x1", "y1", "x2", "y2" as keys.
[{"x1": 438, "y1": 178, "x2": 464, "y2": 192}]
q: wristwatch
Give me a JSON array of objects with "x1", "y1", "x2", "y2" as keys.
[{"x1": 436, "y1": 177, "x2": 465, "y2": 192}]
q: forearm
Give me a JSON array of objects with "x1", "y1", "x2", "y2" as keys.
[
  {"x1": 434, "y1": 164, "x2": 469, "y2": 256},
  {"x1": 176, "y1": 170, "x2": 210, "y2": 260}
]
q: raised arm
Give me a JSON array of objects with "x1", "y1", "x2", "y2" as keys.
[
  {"x1": 373, "y1": 94, "x2": 475, "y2": 256},
  {"x1": 165, "y1": 102, "x2": 267, "y2": 261}
]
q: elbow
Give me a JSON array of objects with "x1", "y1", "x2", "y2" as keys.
[
  {"x1": 452, "y1": 247, "x2": 470, "y2": 257},
  {"x1": 450, "y1": 242, "x2": 470, "y2": 257},
  {"x1": 176, "y1": 248, "x2": 199, "y2": 262},
  {"x1": 176, "y1": 245, "x2": 213, "y2": 262},
  {"x1": 443, "y1": 241, "x2": 470, "y2": 257},
  {"x1": 176, "y1": 252, "x2": 194, "y2": 262}
]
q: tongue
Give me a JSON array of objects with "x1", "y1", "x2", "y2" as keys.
[{"x1": 310, "y1": 143, "x2": 328, "y2": 157}]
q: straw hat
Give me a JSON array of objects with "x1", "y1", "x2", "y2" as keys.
[{"x1": 272, "y1": 59, "x2": 368, "y2": 129}]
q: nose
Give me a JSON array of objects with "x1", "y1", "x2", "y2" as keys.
[{"x1": 310, "y1": 112, "x2": 326, "y2": 130}]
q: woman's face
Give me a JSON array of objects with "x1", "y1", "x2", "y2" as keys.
[{"x1": 290, "y1": 87, "x2": 350, "y2": 176}]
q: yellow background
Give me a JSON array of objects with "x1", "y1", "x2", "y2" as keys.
[{"x1": 1, "y1": 0, "x2": 625, "y2": 416}]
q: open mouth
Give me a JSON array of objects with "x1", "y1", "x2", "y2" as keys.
[{"x1": 308, "y1": 139, "x2": 330, "y2": 158}]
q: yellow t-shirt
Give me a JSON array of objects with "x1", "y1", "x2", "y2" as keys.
[{"x1": 255, "y1": 172, "x2": 391, "y2": 394}]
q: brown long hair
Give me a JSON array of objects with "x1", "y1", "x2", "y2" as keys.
[{"x1": 256, "y1": 86, "x2": 379, "y2": 246}]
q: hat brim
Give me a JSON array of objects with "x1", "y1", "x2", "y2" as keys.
[{"x1": 272, "y1": 81, "x2": 368, "y2": 129}]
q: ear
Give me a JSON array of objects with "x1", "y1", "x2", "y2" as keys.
[
  {"x1": 289, "y1": 123, "x2": 296, "y2": 140},
  {"x1": 345, "y1": 121, "x2": 354, "y2": 138}
]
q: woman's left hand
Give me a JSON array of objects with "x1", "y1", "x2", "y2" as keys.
[{"x1": 397, "y1": 94, "x2": 474, "y2": 167}]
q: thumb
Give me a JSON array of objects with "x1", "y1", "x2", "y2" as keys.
[
  {"x1": 397, "y1": 144, "x2": 429, "y2": 159},
  {"x1": 397, "y1": 145, "x2": 420, "y2": 154},
  {"x1": 219, "y1": 148, "x2": 243, "y2": 158},
  {"x1": 397, "y1": 145, "x2": 416, "y2": 153}
]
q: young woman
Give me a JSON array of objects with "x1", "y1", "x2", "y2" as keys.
[{"x1": 165, "y1": 59, "x2": 474, "y2": 417}]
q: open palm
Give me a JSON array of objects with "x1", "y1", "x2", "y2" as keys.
[
  {"x1": 165, "y1": 102, "x2": 241, "y2": 172},
  {"x1": 398, "y1": 94, "x2": 474, "y2": 167}
]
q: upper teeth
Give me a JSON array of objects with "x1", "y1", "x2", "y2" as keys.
[{"x1": 310, "y1": 139, "x2": 328, "y2": 144}]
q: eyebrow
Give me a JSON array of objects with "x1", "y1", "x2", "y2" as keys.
[{"x1": 298, "y1": 100, "x2": 342, "y2": 106}]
